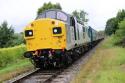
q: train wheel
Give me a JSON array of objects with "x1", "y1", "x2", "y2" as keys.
[
  {"x1": 62, "y1": 54, "x2": 72, "y2": 67},
  {"x1": 30, "y1": 59, "x2": 45, "y2": 69}
]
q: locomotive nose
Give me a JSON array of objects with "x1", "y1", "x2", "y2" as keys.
[{"x1": 24, "y1": 18, "x2": 66, "y2": 51}]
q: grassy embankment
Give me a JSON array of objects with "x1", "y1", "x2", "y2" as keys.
[
  {"x1": 71, "y1": 37, "x2": 125, "y2": 83},
  {"x1": 0, "y1": 45, "x2": 33, "y2": 82}
]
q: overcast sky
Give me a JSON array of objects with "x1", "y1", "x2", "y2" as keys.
[{"x1": 0, "y1": 0, "x2": 125, "y2": 33}]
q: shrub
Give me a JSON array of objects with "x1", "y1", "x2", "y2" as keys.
[
  {"x1": 114, "y1": 20, "x2": 125, "y2": 46},
  {"x1": 0, "y1": 45, "x2": 26, "y2": 67}
]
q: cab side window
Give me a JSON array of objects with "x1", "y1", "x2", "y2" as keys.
[
  {"x1": 82, "y1": 27, "x2": 85, "y2": 38},
  {"x1": 70, "y1": 17, "x2": 77, "y2": 40}
]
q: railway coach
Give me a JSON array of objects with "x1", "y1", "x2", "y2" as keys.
[{"x1": 23, "y1": 9, "x2": 103, "y2": 68}]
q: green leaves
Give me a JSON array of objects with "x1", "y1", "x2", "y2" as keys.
[
  {"x1": 72, "y1": 10, "x2": 88, "y2": 23},
  {"x1": 115, "y1": 20, "x2": 125, "y2": 42},
  {"x1": 105, "y1": 17, "x2": 118, "y2": 35},
  {"x1": 0, "y1": 21, "x2": 14, "y2": 48},
  {"x1": 37, "y1": 2, "x2": 62, "y2": 15},
  {"x1": 72, "y1": 10, "x2": 88, "y2": 24},
  {"x1": 105, "y1": 10, "x2": 125, "y2": 46},
  {"x1": 0, "y1": 21, "x2": 24, "y2": 48},
  {"x1": 105, "y1": 9, "x2": 125, "y2": 36},
  {"x1": 116, "y1": 9, "x2": 125, "y2": 22},
  {"x1": 12, "y1": 32, "x2": 25, "y2": 46}
]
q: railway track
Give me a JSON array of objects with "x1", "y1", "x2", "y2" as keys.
[
  {"x1": 5, "y1": 68, "x2": 63, "y2": 83},
  {"x1": 5, "y1": 41, "x2": 102, "y2": 83}
]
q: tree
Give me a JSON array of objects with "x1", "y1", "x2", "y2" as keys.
[
  {"x1": 12, "y1": 32, "x2": 25, "y2": 46},
  {"x1": 115, "y1": 20, "x2": 125, "y2": 39},
  {"x1": 105, "y1": 9, "x2": 125, "y2": 36},
  {"x1": 0, "y1": 21, "x2": 14, "y2": 48},
  {"x1": 105, "y1": 17, "x2": 118, "y2": 35},
  {"x1": 72, "y1": 10, "x2": 80, "y2": 20},
  {"x1": 72, "y1": 10, "x2": 88, "y2": 24},
  {"x1": 37, "y1": 2, "x2": 62, "y2": 15},
  {"x1": 80, "y1": 10, "x2": 88, "y2": 22},
  {"x1": 116, "y1": 9, "x2": 125, "y2": 22},
  {"x1": 113, "y1": 20, "x2": 125, "y2": 46}
]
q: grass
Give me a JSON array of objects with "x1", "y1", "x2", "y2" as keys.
[
  {"x1": 0, "y1": 60, "x2": 33, "y2": 82},
  {"x1": 71, "y1": 37, "x2": 125, "y2": 83},
  {"x1": 0, "y1": 45, "x2": 33, "y2": 82},
  {"x1": 0, "y1": 44, "x2": 26, "y2": 67}
]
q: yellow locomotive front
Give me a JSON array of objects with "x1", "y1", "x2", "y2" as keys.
[
  {"x1": 23, "y1": 10, "x2": 70, "y2": 68},
  {"x1": 24, "y1": 18, "x2": 66, "y2": 51}
]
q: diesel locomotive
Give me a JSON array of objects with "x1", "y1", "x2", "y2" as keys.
[{"x1": 23, "y1": 9, "x2": 103, "y2": 68}]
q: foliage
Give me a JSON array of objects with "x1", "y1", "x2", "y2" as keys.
[
  {"x1": 114, "y1": 20, "x2": 125, "y2": 46},
  {"x1": 115, "y1": 20, "x2": 125, "y2": 38},
  {"x1": 105, "y1": 9, "x2": 125, "y2": 36},
  {"x1": 12, "y1": 32, "x2": 25, "y2": 46},
  {"x1": 37, "y1": 2, "x2": 62, "y2": 15},
  {"x1": 72, "y1": 10, "x2": 88, "y2": 23},
  {"x1": 105, "y1": 9, "x2": 125, "y2": 46},
  {"x1": 0, "y1": 45, "x2": 26, "y2": 68},
  {"x1": 72, "y1": 10, "x2": 80, "y2": 20},
  {"x1": 0, "y1": 21, "x2": 25, "y2": 48},
  {"x1": 116, "y1": 9, "x2": 125, "y2": 22},
  {"x1": 0, "y1": 21, "x2": 15, "y2": 48},
  {"x1": 105, "y1": 17, "x2": 118, "y2": 35}
]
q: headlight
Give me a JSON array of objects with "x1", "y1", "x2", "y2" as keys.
[
  {"x1": 25, "y1": 30, "x2": 33, "y2": 37},
  {"x1": 53, "y1": 27, "x2": 62, "y2": 34},
  {"x1": 29, "y1": 31, "x2": 33, "y2": 35},
  {"x1": 54, "y1": 29, "x2": 58, "y2": 33}
]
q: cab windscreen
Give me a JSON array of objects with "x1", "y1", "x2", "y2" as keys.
[
  {"x1": 25, "y1": 30, "x2": 33, "y2": 37},
  {"x1": 53, "y1": 27, "x2": 62, "y2": 34}
]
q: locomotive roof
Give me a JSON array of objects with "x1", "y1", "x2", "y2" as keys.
[
  {"x1": 36, "y1": 9, "x2": 85, "y2": 26},
  {"x1": 39, "y1": 9, "x2": 70, "y2": 16},
  {"x1": 36, "y1": 9, "x2": 71, "y2": 24}
]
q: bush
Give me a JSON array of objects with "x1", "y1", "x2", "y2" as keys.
[
  {"x1": 0, "y1": 21, "x2": 15, "y2": 48},
  {"x1": 0, "y1": 45, "x2": 26, "y2": 68},
  {"x1": 114, "y1": 20, "x2": 125, "y2": 46},
  {"x1": 12, "y1": 33, "x2": 25, "y2": 46}
]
